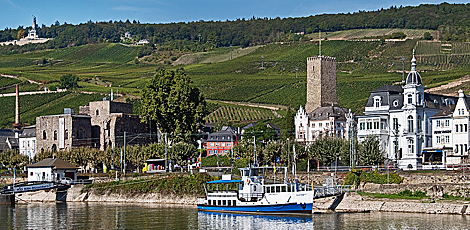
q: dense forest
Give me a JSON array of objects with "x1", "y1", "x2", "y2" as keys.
[{"x1": 1, "y1": 3, "x2": 470, "y2": 53}]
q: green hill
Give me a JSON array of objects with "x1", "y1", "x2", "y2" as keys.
[{"x1": 2, "y1": 34, "x2": 470, "y2": 128}]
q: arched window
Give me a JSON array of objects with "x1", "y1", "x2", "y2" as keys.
[
  {"x1": 375, "y1": 98, "x2": 381, "y2": 107},
  {"x1": 54, "y1": 130, "x2": 58, "y2": 140},
  {"x1": 64, "y1": 130, "x2": 68, "y2": 140},
  {"x1": 407, "y1": 115, "x2": 414, "y2": 132},
  {"x1": 96, "y1": 109, "x2": 99, "y2": 116},
  {"x1": 43, "y1": 130, "x2": 47, "y2": 140},
  {"x1": 408, "y1": 94, "x2": 412, "y2": 104}
]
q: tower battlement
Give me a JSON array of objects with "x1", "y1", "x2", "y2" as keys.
[{"x1": 307, "y1": 55, "x2": 336, "y2": 62}]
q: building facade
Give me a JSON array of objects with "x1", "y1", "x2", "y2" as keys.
[
  {"x1": 36, "y1": 109, "x2": 92, "y2": 153},
  {"x1": 79, "y1": 100, "x2": 153, "y2": 151},
  {"x1": 357, "y1": 51, "x2": 456, "y2": 170},
  {"x1": 19, "y1": 126, "x2": 36, "y2": 160},
  {"x1": 206, "y1": 126, "x2": 239, "y2": 157},
  {"x1": 295, "y1": 54, "x2": 353, "y2": 143},
  {"x1": 295, "y1": 105, "x2": 352, "y2": 142}
]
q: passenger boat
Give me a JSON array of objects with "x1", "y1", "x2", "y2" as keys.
[{"x1": 197, "y1": 166, "x2": 314, "y2": 214}]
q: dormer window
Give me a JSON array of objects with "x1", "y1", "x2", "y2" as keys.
[{"x1": 373, "y1": 96, "x2": 382, "y2": 107}]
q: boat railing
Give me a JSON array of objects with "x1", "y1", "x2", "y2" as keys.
[{"x1": 239, "y1": 192, "x2": 263, "y2": 202}]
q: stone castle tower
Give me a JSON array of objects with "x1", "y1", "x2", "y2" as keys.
[{"x1": 305, "y1": 55, "x2": 338, "y2": 114}]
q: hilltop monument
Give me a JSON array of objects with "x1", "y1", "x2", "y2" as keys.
[
  {"x1": 305, "y1": 55, "x2": 338, "y2": 114},
  {"x1": 25, "y1": 15, "x2": 39, "y2": 40}
]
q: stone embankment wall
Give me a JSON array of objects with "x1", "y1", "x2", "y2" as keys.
[
  {"x1": 333, "y1": 192, "x2": 470, "y2": 215},
  {"x1": 16, "y1": 184, "x2": 199, "y2": 205}
]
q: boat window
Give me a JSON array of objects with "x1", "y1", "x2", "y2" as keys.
[
  {"x1": 282, "y1": 186, "x2": 286, "y2": 192},
  {"x1": 213, "y1": 200, "x2": 216, "y2": 206},
  {"x1": 254, "y1": 186, "x2": 256, "y2": 191},
  {"x1": 228, "y1": 200, "x2": 231, "y2": 206},
  {"x1": 218, "y1": 200, "x2": 221, "y2": 206},
  {"x1": 233, "y1": 201, "x2": 236, "y2": 206},
  {"x1": 276, "y1": 186, "x2": 280, "y2": 193},
  {"x1": 223, "y1": 200, "x2": 226, "y2": 206},
  {"x1": 287, "y1": 185, "x2": 291, "y2": 192}
]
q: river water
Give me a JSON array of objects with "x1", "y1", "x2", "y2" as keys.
[{"x1": 0, "y1": 203, "x2": 469, "y2": 229}]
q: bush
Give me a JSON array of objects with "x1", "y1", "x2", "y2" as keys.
[{"x1": 343, "y1": 170, "x2": 403, "y2": 185}]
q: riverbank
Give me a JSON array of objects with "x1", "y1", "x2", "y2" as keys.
[
  {"x1": 314, "y1": 192, "x2": 470, "y2": 215},
  {"x1": 15, "y1": 185, "x2": 470, "y2": 215}
]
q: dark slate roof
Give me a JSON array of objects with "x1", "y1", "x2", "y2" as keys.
[
  {"x1": 267, "y1": 123, "x2": 280, "y2": 131},
  {"x1": 242, "y1": 123, "x2": 257, "y2": 130},
  {"x1": 371, "y1": 85, "x2": 403, "y2": 93},
  {"x1": 431, "y1": 105, "x2": 455, "y2": 118},
  {"x1": 208, "y1": 130, "x2": 236, "y2": 142},
  {"x1": 0, "y1": 129, "x2": 18, "y2": 152},
  {"x1": 308, "y1": 106, "x2": 349, "y2": 121},
  {"x1": 27, "y1": 158, "x2": 78, "y2": 169},
  {"x1": 389, "y1": 94, "x2": 404, "y2": 111},
  {"x1": 366, "y1": 86, "x2": 403, "y2": 108},
  {"x1": 424, "y1": 93, "x2": 457, "y2": 109},
  {"x1": 19, "y1": 126, "x2": 36, "y2": 138}
]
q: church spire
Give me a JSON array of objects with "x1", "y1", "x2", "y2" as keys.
[{"x1": 411, "y1": 49, "x2": 417, "y2": 72}]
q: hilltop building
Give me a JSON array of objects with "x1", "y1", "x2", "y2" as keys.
[
  {"x1": 357, "y1": 50, "x2": 456, "y2": 170},
  {"x1": 295, "y1": 55, "x2": 353, "y2": 143},
  {"x1": 24, "y1": 16, "x2": 39, "y2": 40}
]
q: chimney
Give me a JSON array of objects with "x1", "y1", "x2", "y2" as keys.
[{"x1": 13, "y1": 84, "x2": 21, "y2": 129}]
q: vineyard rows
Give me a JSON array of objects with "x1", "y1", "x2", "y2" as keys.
[{"x1": 205, "y1": 106, "x2": 276, "y2": 123}]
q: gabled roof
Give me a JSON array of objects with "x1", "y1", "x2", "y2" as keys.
[
  {"x1": 308, "y1": 106, "x2": 349, "y2": 121},
  {"x1": 431, "y1": 105, "x2": 455, "y2": 118},
  {"x1": 27, "y1": 158, "x2": 78, "y2": 169}
]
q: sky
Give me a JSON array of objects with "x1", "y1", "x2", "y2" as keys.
[{"x1": 0, "y1": 0, "x2": 467, "y2": 29}]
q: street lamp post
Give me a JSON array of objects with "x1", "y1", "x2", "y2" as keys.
[{"x1": 401, "y1": 56, "x2": 406, "y2": 82}]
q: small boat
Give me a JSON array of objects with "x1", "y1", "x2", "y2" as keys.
[{"x1": 197, "y1": 166, "x2": 314, "y2": 214}]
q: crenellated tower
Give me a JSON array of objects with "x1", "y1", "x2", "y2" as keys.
[{"x1": 305, "y1": 55, "x2": 338, "y2": 114}]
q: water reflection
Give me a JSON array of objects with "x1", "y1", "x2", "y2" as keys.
[
  {"x1": 0, "y1": 203, "x2": 469, "y2": 229},
  {"x1": 198, "y1": 211, "x2": 312, "y2": 230}
]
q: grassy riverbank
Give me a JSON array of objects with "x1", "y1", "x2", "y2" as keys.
[{"x1": 82, "y1": 173, "x2": 216, "y2": 196}]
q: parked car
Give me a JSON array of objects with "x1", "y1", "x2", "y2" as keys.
[{"x1": 59, "y1": 177, "x2": 73, "y2": 184}]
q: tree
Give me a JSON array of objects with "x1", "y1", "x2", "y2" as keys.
[
  {"x1": 16, "y1": 29, "x2": 25, "y2": 40},
  {"x1": 423, "y1": 32, "x2": 433, "y2": 40},
  {"x1": 244, "y1": 122, "x2": 278, "y2": 143},
  {"x1": 60, "y1": 74, "x2": 79, "y2": 89},
  {"x1": 308, "y1": 136, "x2": 350, "y2": 167},
  {"x1": 0, "y1": 150, "x2": 27, "y2": 170},
  {"x1": 168, "y1": 142, "x2": 197, "y2": 166},
  {"x1": 357, "y1": 135, "x2": 385, "y2": 166},
  {"x1": 140, "y1": 69, "x2": 207, "y2": 142}
]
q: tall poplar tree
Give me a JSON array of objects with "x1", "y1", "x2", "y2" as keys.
[{"x1": 140, "y1": 69, "x2": 207, "y2": 142}]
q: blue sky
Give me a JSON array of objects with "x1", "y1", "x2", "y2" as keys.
[{"x1": 0, "y1": 0, "x2": 467, "y2": 29}]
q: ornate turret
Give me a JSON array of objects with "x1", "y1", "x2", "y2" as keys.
[{"x1": 405, "y1": 49, "x2": 422, "y2": 85}]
